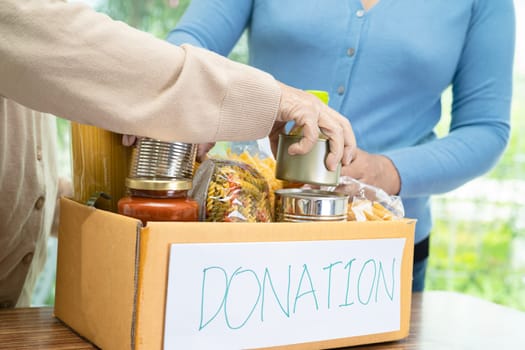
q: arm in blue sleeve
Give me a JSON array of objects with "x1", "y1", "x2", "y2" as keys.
[
  {"x1": 384, "y1": 0, "x2": 515, "y2": 198},
  {"x1": 166, "y1": 0, "x2": 253, "y2": 56}
]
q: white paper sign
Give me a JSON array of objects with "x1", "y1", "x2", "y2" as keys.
[{"x1": 164, "y1": 238, "x2": 405, "y2": 349}]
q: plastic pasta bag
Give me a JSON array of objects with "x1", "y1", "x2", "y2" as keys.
[
  {"x1": 323, "y1": 176, "x2": 405, "y2": 221},
  {"x1": 221, "y1": 141, "x2": 284, "y2": 215},
  {"x1": 190, "y1": 159, "x2": 272, "y2": 222}
]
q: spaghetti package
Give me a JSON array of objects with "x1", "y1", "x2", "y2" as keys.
[
  {"x1": 71, "y1": 123, "x2": 131, "y2": 212},
  {"x1": 190, "y1": 159, "x2": 272, "y2": 222}
]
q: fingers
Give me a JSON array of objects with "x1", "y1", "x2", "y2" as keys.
[
  {"x1": 268, "y1": 121, "x2": 286, "y2": 157},
  {"x1": 287, "y1": 118, "x2": 317, "y2": 156},
  {"x1": 317, "y1": 109, "x2": 345, "y2": 171},
  {"x1": 340, "y1": 150, "x2": 401, "y2": 195},
  {"x1": 276, "y1": 82, "x2": 356, "y2": 171},
  {"x1": 323, "y1": 106, "x2": 356, "y2": 164},
  {"x1": 340, "y1": 117, "x2": 356, "y2": 165},
  {"x1": 317, "y1": 105, "x2": 355, "y2": 170},
  {"x1": 122, "y1": 134, "x2": 137, "y2": 146},
  {"x1": 196, "y1": 142, "x2": 215, "y2": 162},
  {"x1": 341, "y1": 149, "x2": 366, "y2": 180}
]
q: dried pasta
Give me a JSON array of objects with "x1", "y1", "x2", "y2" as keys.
[
  {"x1": 191, "y1": 159, "x2": 272, "y2": 222},
  {"x1": 71, "y1": 123, "x2": 131, "y2": 212},
  {"x1": 347, "y1": 198, "x2": 395, "y2": 221},
  {"x1": 225, "y1": 149, "x2": 284, "y2": 216}
]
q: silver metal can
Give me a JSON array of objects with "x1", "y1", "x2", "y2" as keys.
[
  {"x1": 275, "y1": 134, "x2": 341, "y2": 186},
  {"x1": 275, "y1": 188, "x2": 349, "y2": 222},
  {"x1": 126, "y1": 138, "x2": 197, "y2": 191}
]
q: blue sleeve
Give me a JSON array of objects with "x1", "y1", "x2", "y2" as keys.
[
  {"x1": 384, "y1": 0, "x2": 515, "y2": 198},
  {"x1": 166, "y1": 0, "x2": 253, "y2": 56}
]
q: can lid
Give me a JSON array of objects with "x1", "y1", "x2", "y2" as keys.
[
  {"x1": 282, "y1": 213, "x2": 347, "y2": 222},
  {"x1": 275, "y1": 188, "x2": 348, "y2": 199},
  {"x1": 275, "y1": 189, "x2": 349, "y2": 218},
  {"x1": 275, "y1": 135, "x2": 340, "y2": 186},
  {"x1": 305, "y1": 90, "x2": 330, "y2": 105},
  {"x1": 125, "y1": 178, "x2": 192, "y2": 191}
]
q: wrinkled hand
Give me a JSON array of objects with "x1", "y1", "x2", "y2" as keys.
[
  {"x1": 122, "y1": 134, "x2": 137, "y2": 146},
  {"x1": 196, "y1": 142, "x2": 215, "y2": 162},
  {"x1": 341, "y1": 148, "x2": 401, "y2": 195},
  {"x1": 270, "y1": 82, "x2": 356, "y2": 171}
]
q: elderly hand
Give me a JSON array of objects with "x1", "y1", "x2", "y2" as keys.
[
  {"x1": 341, "y1": 148, "x2": 401, "y2": 195},
  {"x1": 196, "y1": 142, "x2": 215, "y2": 162},
  {"x1": 269, "y1": 82, "x2": 356, "y2": 171}
]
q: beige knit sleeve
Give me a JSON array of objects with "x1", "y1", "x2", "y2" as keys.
[{"x1": 0, "y1": 0, "x2": 280, "y2": 143}]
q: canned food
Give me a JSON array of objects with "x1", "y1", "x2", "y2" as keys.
[
  {"x1": 275, "y1": 134, "x2": 341, "y2": 186},
  {"x1": 129, "y1": 138, "x2": 196, "y2": 181},
  {"x1": 275, "y1": 189, "x2": 349, "y2": 222}
]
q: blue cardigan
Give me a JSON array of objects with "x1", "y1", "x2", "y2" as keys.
[{"x1": 167, "y1": 0, "x2": 515, "y2": 243}]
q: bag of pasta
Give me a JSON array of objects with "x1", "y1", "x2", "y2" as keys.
[
  {"x1": 324, "y1": 176, "x2": 405, "y2": 221},
  {"x1": 218, "y1": 140, "x2": 284, "y2": 216},
  {"x1": 189, "y1": 159, "x2": 272, "y2": 222}
]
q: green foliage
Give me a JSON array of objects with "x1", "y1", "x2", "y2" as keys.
[
  {"x1": 427, "y1": 215, "x2": 525, "y2": 311},
  {"x1": 99, "y1": 0, "x2": 250, "y2": 62},
  {"x1": 98, "y1": 0, "x2": 191, "y2": 38},
  {"x1": 56, "y1": 118, "x2": 70, "y2": 150},
  {"x1": 437, "y1": 77, "x2": 525, "y2": 181},
  {"x1": 487, "y1": 75, "x2": 525, "y2": 180},
  {"x1": 429, "y1": 76, "x2": 525, "y2": 312}
]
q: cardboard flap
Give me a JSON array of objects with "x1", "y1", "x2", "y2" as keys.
[{"x1": 55, "y1": 198, "x2": 140, "y2": 350}]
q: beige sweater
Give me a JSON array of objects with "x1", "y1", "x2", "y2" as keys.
[{"x1": 0, "y1": 0, "x2": 281, "y2": 307}]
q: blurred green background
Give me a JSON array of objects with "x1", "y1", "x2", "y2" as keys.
[{"x1": 34, "y1": 0, "x2": 525, "y2": 311}]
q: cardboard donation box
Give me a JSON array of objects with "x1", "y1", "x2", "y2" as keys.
[{"x1": 55, "y1": 198, "x2": 415, "y2": 350}]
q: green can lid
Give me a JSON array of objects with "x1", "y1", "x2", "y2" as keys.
[{"x1": 306, "y1": 90, "x2": 330, "y2": 105}]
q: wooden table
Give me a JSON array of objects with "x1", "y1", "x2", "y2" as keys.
[{"x1": 1, "y1": 291, "x2": 524, "y2": 349}]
